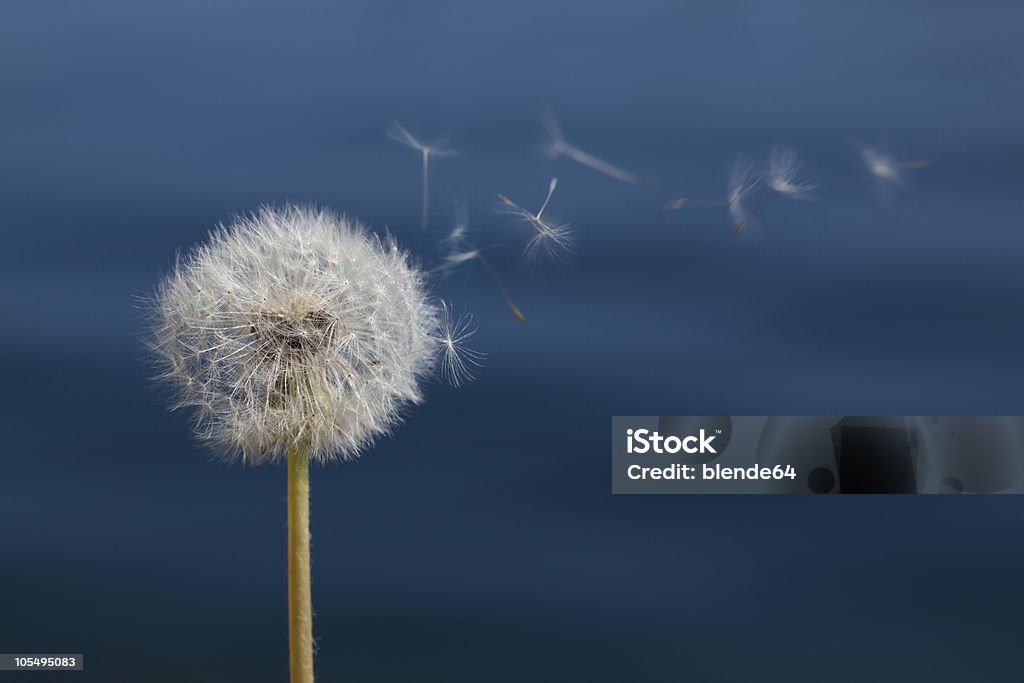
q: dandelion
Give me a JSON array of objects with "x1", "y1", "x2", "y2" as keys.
[
  {"x1": 433, "y1": 302, "x2": 486, "y2": 385},
  {"x1": 766, "y1": 145, "x2": 817, "y2": 200},
  {"x1": 543, "y1": 111, "x2": 656, "y2": 188},
  {"x1": 727, "y1": 157, "x2": 761, "y2": 228},
  {"x1": 663, "y1": 158, "x2": 761, "y2": 231},
  {"x1": 861, "y1": 146, "x2": 931, "y2": 188},
  {"x1": 438, "y1": 206, "x2": 527, "y2": 323},
  {"x1": 388, "y1": 121, "x2": 458, "y2": 230},
  {"x1": 733, "y1": 147, "x2": 816, "y2": 235},
  {"x1": 148, "y1": 204, "x2": 477, "y2": 683},
  {"x1": 497, "y1": 178, "x2": 573, "y2": 262}
]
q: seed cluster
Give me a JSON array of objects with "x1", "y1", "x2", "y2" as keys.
[{"x1": 149, "y1": 205, "x2": 453, "y2": 464}]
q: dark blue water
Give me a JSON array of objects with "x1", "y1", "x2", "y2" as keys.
[{"x1": 2, "y1": 2, "x2": 1023, "y2": 680}]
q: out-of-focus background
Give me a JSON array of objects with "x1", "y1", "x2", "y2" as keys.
[{"x1": 2, "y1": 1, "x2": 1023, "y2": 680}]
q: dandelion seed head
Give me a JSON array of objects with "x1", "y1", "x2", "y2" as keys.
[
  {"x1": 149, "y1": 204, "x2": 472, "y2": 465},
  {"x1": 767, "y1": 146, "x2": 817, "y2": 200}
]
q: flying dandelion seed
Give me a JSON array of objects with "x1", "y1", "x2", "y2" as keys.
[
  {"x1": 766, "y1": 145, "x2": 817, "y2": 201},
  {"x1": 388, "y1": 121, "x2": 458, "y2": 230},
  {"x1": 728, "y1": 158, "x2": 761, "y2": 228},
  {"x1": 734, "y1": 147, "x2": 816, "y2": 235},
  {"x1": 543, "y1": 111, "x2": 656, "y2": 188},
  {"x1": 148, "y1": 204, "x2": 478, "y2": 683},
  {"x1": 497, "y1": 177, "x2": 573, "y2": 263},
  {"x1": 861, "y1": 146, "x2": 931, "y2": 188},
  {"x1": 433, "y1": 302, "x2": 486, "y2": 385},
  {"x1": 663, "y1": 158, "x2": 761, "y2": 233},
  {"x1": 438, "y1": 207, "x2": 527, "y2": 323}
]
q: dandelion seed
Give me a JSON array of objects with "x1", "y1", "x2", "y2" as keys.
[
  {"x1": 543, "y1": 111, "x2": 656, "y2": 188},
  {"x1": 766, "y1": 146, "x2": 817, "y2": 200},
  {"x1": 437, "y1": 203, "x2": 473, "y2": 260},
  {"x1": 388, "y1": 121, "x2": 458, "y2": 230},
  {"x1": 862, "y1": 147, "x2": 900, "y2": 184},
  {"x1": 441, "y1": 248, "x2": 480, "y2": 270},
  {"x1": 147, "y1": 205, "x2": 479, "y2": 683},
  {"x1": 728, "y1": 158, "x2": 760, "y2": 215},
  {"x1": 861, "y1": 146, "x2": 931, "y2": 187},
  {"x1": 497, "y1": 178, "x2": 573, "y2": 263},
  {"x1": 663, "y1": 158, "x2": 761, "y2": 233},
  {"x1": 432, "y1": 302, "x2": 486, "y2": 386},
  {"x1": 438, "y1": 207, "x2": 527, "y2": 323},
  {"x1": 728, "y1": 158, "x2": 763, "y2": 234},
  {"x1": 733, "y1": 148, "x2": 815, "y2": 235}
]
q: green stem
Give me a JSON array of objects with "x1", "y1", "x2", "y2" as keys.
[{"x1": 288, "y1": 442, "x2": 313, "y2": 683}]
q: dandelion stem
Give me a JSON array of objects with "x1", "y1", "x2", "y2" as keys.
[
  {"x1": 536, "y1": 178, "x2": 557, "y2": 220},
  {"x1": 663, "y1": 196, "x2": 729, "y2": 210},
  {"x1": 895, "y1": 160, "x2": 931, "y2": 170},
  {"x1": 421, "y1": 148, "x2": 430, "y2": 230},
  {"x1": 288, "y1": 441, "x2": 314, "y2": 683},
  {"x1": 461, "y1": 237, "x2": 526, "y2": 323},
  {"x1": 560, "y1": 142, "x2": 656, "y2": 188},
  {"x1": 733, "y1": 194, "x2": 775, "y2": 235},
  {"x1": 544, "y1": 113, "x2": 655, "y2": 188}
]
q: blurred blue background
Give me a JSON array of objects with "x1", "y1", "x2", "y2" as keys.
[{"x1": 2, "y1": 1, "x2": 1023, "y2": 680}]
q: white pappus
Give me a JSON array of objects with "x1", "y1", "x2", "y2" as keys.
[{"x1": 148, "y1": 204, "x2": 478, "y2": 464}]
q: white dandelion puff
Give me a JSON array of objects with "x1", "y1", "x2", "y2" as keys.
[
  {"x1": 543, "y1": 111, "x2": 656, "y2": 188},
  {"x1": 148, "y1": 204, "x2": 472, "y2": 465},
  {"x1": 388, "y1": 121, "x2": 458, "y2": 230},
  {"x1": 497, "y1": 178, "x2": 573, "y2": 263},
  {"x1": 432, "y1": 302, "x2": 485, "y2": 386},
  {"x1": 767, "y1": 145, "x2": 817, "y2": 200}
]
